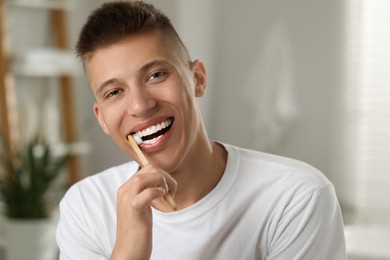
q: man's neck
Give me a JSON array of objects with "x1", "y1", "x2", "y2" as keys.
[{"x1": 171, "y1": 141, "x2": 228, "y2": 209}]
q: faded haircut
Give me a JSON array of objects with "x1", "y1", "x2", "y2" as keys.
[{"x1": 76, "y1": 1, "x2": 190, "y2": 64}]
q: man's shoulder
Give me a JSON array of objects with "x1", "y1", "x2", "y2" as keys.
[
  {"x1": 224, "y1": 143, "x2": 332, "y2": 189},
  {"x1": 61, "y1": 160, "x2": 138, "y2": 204}
]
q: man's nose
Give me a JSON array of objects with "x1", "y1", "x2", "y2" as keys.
[{"x1": 126, "y1": 87, "x2": 157, "y2": 117}]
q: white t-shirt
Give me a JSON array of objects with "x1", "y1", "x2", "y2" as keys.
[{"x1": 56, "y1": 144, "x2": 346, "y2": 260}]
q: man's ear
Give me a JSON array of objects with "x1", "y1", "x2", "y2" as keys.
[
  {"x1": 192, "y1": 60, "x2": 207, "y2": 97},
  {"x1": 93, "y1": 103, "x2": 110, "y2": 135}
]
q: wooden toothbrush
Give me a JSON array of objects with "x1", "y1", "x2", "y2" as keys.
[{"x1": 127, "y1": 134, "x2": 178, "y2": 211}]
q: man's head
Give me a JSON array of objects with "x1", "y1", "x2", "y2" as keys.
[
  {"x1": 76, "y1": 1, "x2": 190, "y2": 66},
  {"x1": 77, "y1": 1, "x2": 209, "y2": 173}
]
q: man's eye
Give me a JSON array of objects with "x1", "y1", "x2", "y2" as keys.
[
  {"x1": 149, "y1": 71, "x2": 166, "y2": 81},
  {"x1": 105, "y1": 89, "x2": 122, "y2": 99}
]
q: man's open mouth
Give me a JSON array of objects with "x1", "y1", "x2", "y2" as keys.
[{"x1": 132, "y1": 117, "x2": 173, "y2": 145}]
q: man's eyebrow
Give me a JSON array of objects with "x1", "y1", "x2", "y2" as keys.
[
  {"x1": 96, "y1": 78, "x2": 120, "y2": 97},
  {"x1": 139, "y1": 59, "x2": 172, "y2": 73}
]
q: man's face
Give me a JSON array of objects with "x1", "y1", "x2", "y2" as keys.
[{"x1": 85, "y1": 32, "x2": 207, "y2": 173}]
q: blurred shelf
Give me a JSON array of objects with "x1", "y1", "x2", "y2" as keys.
[
  {"x1": 6, "y1": 0, "x2": 75, "y2": 10},
  {"x1": 12, "y1": 48, "x2": 82, "y2": 77},
  {"x1": 1, "y1": 0, "x2": 83, "y2": 184}
]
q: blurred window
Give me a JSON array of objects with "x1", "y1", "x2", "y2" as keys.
[{"x1": 346, "y1": 0, "x2": 390, "y2": 223}]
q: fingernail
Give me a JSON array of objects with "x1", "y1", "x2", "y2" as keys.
[{"x1": 157, "y1": 187, "x2": 166, "y2": 194}]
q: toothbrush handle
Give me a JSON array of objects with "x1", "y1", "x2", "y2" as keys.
[
  {"x1": 164, "y1": 193, "x2": 177, "y2": 211},
  {"x1": 127, "y1": 135, "x2": 177, "y2": 211},
  {"x1": 127, "y1": 135, "x2": 149, "y2": 166}
]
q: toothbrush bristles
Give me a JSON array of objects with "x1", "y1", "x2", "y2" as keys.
[{"x1": 132, "y1": 134, "x2": 143, "y2": 145}]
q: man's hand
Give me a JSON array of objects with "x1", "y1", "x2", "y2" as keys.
[{"x1": 110, "y1": 164, "x2": 177, "y2": 260}]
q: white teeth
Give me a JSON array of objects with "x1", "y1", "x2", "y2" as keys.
[
  {"x1": 143, "y1": 135, "x2": 163, "y2": 145},
  {"x1": 136, "y1": 119, "x2": 172, "y2": 138}
]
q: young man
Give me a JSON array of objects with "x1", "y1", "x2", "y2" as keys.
[{"x1": 56, "y1": 1, "x2": 346, "y2": 259}]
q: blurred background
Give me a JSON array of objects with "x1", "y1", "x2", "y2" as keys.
[{"x1": 0, "y1": 0, "x2": 389, "y2": 259}]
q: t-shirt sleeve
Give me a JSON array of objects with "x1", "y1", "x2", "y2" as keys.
[
  {"x1": 265, "y1": 184, "x2": 346, "y2": 260},
  {"x1": 56, "y1": 186, "x2": 109, "y2": 260}
]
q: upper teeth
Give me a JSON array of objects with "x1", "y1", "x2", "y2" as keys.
[{"x1": 136, "y1": 118, "x2": 172, "y2": 138}]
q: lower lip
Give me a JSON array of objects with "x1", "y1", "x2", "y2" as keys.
[{"x1": 139, "y1": 123, "x2": 173, "y2": 153}]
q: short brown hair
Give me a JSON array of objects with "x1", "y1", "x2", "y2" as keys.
[{"x1": 76, "y1": 1, "x2": 190, "y2": 63}]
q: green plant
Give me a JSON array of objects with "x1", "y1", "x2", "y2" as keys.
[{"x1": 0, "y1": 136, "x2": 69, "y2": 219}]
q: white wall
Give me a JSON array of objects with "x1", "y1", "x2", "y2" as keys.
[{"x1": 209, "y1": 0, "x2": 344, "y2": 180}]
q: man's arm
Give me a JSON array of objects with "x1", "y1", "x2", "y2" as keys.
[
  {"x1": 266, "y1": 185, "x2": 346, "y2": 259},
  {"x1": 56, "y1": 186, "x2": 108, "y2": 260}
]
